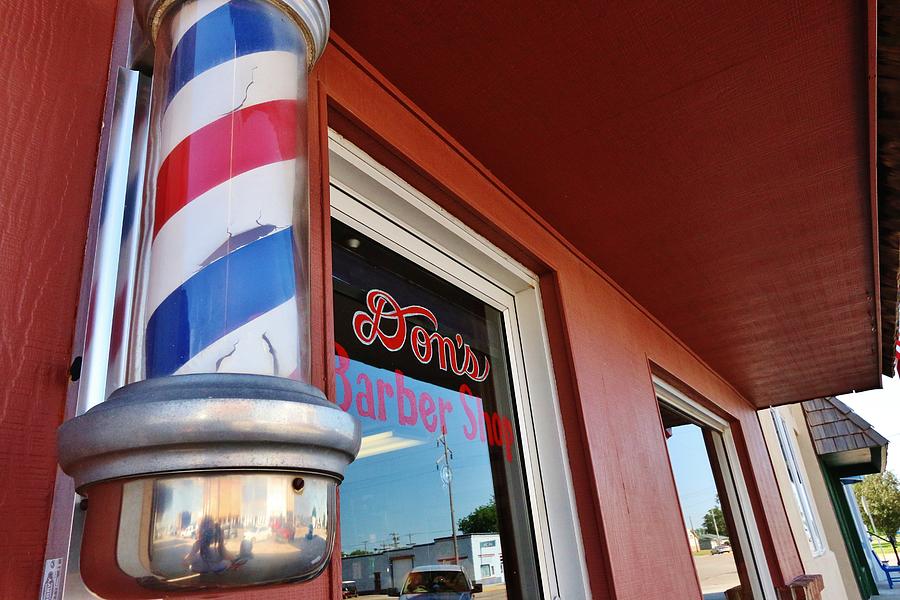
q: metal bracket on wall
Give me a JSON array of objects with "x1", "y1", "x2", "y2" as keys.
[{"x1": 38, "y1": 2, "x2": 152, "y2": 588}]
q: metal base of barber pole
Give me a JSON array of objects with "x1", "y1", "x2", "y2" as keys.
[
  {"x1": 58, "y1": 374, "x2": 360, "y2": 597},
  {"x1": 56, "y1": 374, "x2": 361, "y2": 596}
]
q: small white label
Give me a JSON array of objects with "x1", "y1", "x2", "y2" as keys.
[{"x1": 40, "y1": 558, "x2": 63, "y2": 600}]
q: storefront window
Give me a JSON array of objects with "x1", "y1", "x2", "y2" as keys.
[{"x1": 333, "y1": 218, "x2": 539, "y2": 599}]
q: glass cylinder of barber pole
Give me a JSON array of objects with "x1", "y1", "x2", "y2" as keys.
[{"x1": 140, "y1": 0, "x2": 311, "y2": 383}]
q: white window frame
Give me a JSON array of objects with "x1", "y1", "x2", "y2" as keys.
[
  {"x1": 654, "y1": 377, "x2": 778, "y2": 600},
  {"x1": 770, "y1": 408, "x2": 827, "y2": 557},
  {"x1": 328, "y1": 129, "x2": 589, "y2": 600}
]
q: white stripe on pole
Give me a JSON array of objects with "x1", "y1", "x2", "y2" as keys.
[
  {"x1": 146, "y1": 159, "x2": 297, "y2": 315},
  {"x1": 175, "y1": 296, "x2": 300, "y2": 377},
  {"x1": 160, "y1": 50, "x2": 300, "y2": 158}
]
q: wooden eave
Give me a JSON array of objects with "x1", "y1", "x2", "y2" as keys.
[
  {"x1": 802, "y1": 397, "x2": 888, "y2": 475},
  {"x1": 879, "y1": 0, "x2": 900, "y2": 376},
  {"x1": 331, "y1": 1, "x2": 888, "y2": 405}
]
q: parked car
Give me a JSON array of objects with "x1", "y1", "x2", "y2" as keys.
[
  {"x1": 341, "y1": 580, "x2": 358, "y2": 598},
  {"x1": 388, "y1": 565, "x2": 482, "y2": 599},
  {"x1": 711, "y1": 542, "x2": 732, "y2": 554},
  {"x1": 179, "y1": 524, "x2": 196, "y2": 538}
]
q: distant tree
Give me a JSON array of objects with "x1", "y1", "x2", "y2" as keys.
[
  {"x1": 459, "y1": 497, "x2": 498, "y2": 534},
  {"x1": 702, "y1": 499, "x2": 728, "y2": 538},
  {"x1": 347, "y1": 548, "x2": 369, "y2": 556},
  {"x1": 856, "y1": 471, "x2": 900, "y2": 564}
]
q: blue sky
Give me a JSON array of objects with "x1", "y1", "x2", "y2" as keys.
[
  {"x1": 840, "y1": 373, "x2": 900, "y2": 475},
  {"x1": 666, "y1": 424, "x2": 721, "y2": 533}
]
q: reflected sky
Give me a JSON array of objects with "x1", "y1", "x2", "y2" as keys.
[
  {"x1": 667, "y1": 424, "x2": 720, "y2": 531},
  {"x1": 337, "y1": 355, "x2": 496, "y2": 553},
  {"x1": 153, "y1": 473, "x2": 329, "y2": 533}
]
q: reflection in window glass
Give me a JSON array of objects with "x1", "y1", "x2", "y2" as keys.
[
  {"x1": 332, "y1": 219, "x2": 538, "y2": 599},
  {"x1": 403, "y1": 570, "x2": 470, "y2": 594},
  {"x1": 661, "y1": 404, "x2": 743, "y2": 600}
]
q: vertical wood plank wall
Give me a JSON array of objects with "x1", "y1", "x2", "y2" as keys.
[{"x1": 0, "y1": 2, "x2": 117, "y2": 596}]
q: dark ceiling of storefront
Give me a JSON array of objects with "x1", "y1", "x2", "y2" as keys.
[{"x1": 329, "y1": 1, "x2": 881, "y2": 407}]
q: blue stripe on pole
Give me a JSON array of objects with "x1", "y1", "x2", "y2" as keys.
[
  {"x1": 146, "y1": 227, "x2": 298, "y2": 378},
  {"x1": 167, "y1": 0, "x2": 303, "y2": 106}
]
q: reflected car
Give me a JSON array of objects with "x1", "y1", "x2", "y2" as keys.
[
  {"x1": 711, "y1": 542, "x2": 732, "y2": 554},
  {"x1": 389, "y1": 565, "x2": 482, "y2": 599}
]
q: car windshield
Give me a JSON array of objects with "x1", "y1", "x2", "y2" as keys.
[{"x1": 402, "y1": 571, "x2": 470, "y2": 593}]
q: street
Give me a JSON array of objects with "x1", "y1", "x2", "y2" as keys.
[
  {"x1": 147, "y1": 532, "x2": 329, "y2": 586},
  {"x1": 693, "y1": 553, "x2": 740, "y2": 599}
]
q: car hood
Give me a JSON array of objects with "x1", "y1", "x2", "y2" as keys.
[{"x1": 400, "y1": 594, "x2": 471, "y2": 600}]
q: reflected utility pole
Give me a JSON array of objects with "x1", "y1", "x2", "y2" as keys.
[{"x1": 437, "y1": 428, "x2": 459, "y2": 564}]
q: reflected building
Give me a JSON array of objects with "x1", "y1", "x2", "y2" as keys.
[{"x1": 341, "y1": 533, "x2": 503, "y2": 595}]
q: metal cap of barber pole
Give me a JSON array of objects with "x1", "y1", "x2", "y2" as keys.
[{"x1": 134, "y1": 0, "x2": 331, "y2": 68}]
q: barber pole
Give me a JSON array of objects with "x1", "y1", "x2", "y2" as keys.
[
  {"x1": 144, "y1": 0, "x2": 311, "y2": 381},
  {"x1": 56, "y1": 2, "x2": 363, "y2": 595}
]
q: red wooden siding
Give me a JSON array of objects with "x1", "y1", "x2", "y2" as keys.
[
  {"x1": 0, "y1": 1, "x2": 117, "y2": 595},
  {"x1": 0, "y1": 7, "x2": 810, "y2": 599},
  {"x1": 314, "y1": 36, "x2": 806, "y2": 599}
]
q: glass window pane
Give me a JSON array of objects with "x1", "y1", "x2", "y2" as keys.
[
  {"x1": 771, "y1": 410, "x2": 825, "y2": 555},
  {"x1": 660, "y1": 403, "x2": 746, "y2": 600},
  {"x1": 332, "y1": 219, "x2": 538, "y2": 599}
]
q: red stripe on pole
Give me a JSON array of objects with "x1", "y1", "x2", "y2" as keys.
[{"x1": 153, "y1": 99, "x2": 298, "y2": 238}]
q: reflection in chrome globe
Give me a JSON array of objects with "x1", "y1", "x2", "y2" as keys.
[{"x1": 117, "y1": 472, "x2": 335, "y2": 592}]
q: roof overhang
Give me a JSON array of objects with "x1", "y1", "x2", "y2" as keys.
[
  {"x1": 330, "y1": 1, "x2": 896, "y2": 406},
  {"x1": 878, "y1": 0, "x2": 900, "y2": 377},
  {"x1": 802, "y1": 397, "x2": 888, "y2": 476}
]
